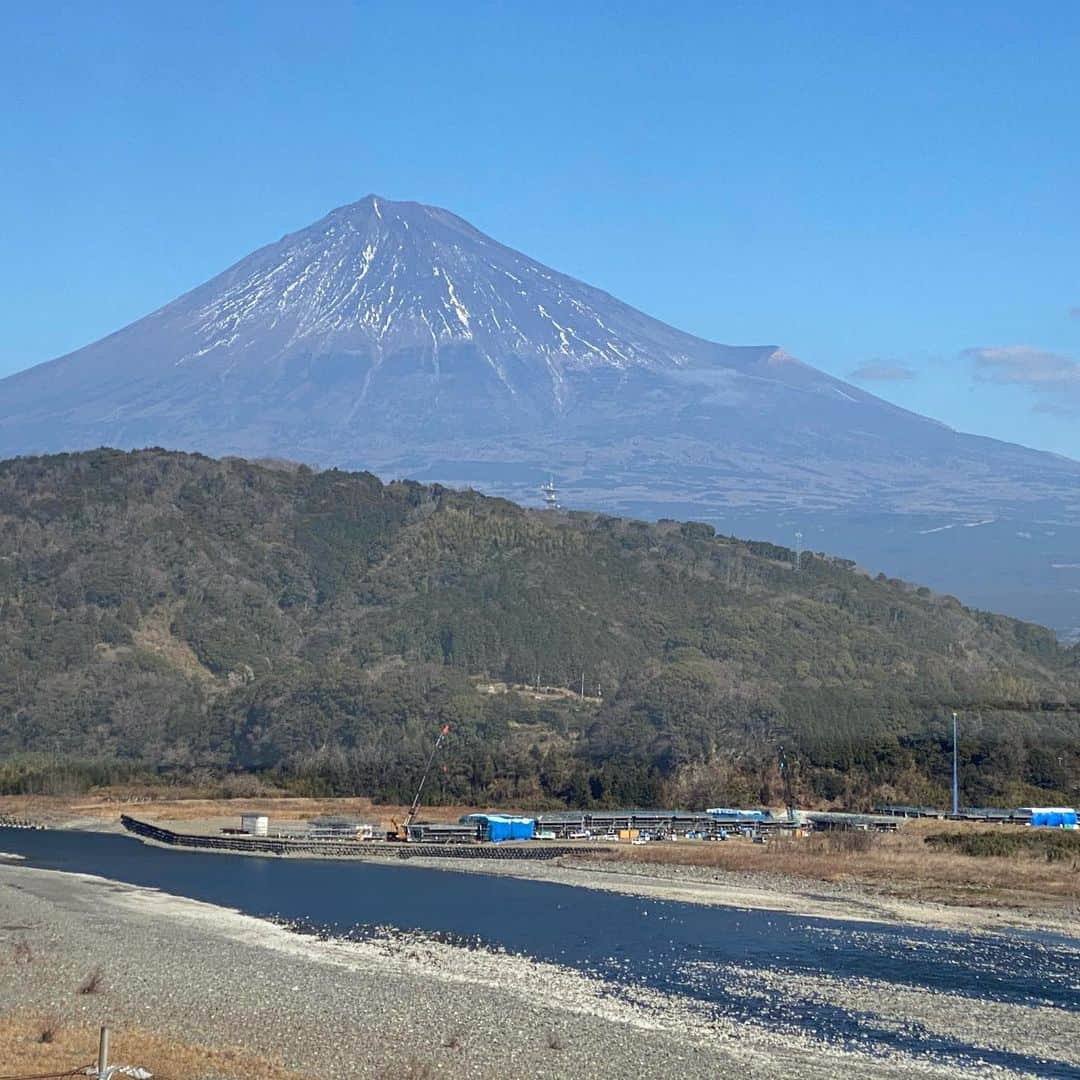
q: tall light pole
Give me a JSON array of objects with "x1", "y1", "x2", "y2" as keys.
[{"x1": 951, "y1": 711, "x2": 959, "y2": 816}]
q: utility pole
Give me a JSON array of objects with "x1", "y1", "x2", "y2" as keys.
[
  {"x1": 794, "y1": 531, "x2": 803, "y2": 571},
  {"x1": 581, "y1": 672, "x2": 585, "y2": 697},
  {"x1": 951, "y1": 711, "x2": 959, "y2": 816},
  {"x1": 778, "y1": 745, "x2": 796, "y2": 823}
]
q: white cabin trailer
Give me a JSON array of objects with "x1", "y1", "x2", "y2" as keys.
[{"x1": 240, "y1": 813, "x2": 269, "y2": 837}]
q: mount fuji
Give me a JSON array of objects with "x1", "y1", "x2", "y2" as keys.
[{"x1": 3, "y1": 195, "x2": 1079, "y2": 634}]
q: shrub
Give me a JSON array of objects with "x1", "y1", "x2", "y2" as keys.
[{"x1": 925, "y1": 830, "x2": 1080, "y2": 862}]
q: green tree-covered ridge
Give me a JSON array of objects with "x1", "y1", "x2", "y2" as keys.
[{"x1": 1, "y1": 448, "x2": 1077, "y2": 808}]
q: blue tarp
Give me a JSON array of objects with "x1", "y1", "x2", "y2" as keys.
[
  {"x1": 459, "y1": 813, "x2": 535, "y2": 842},
  {"x1": 1029, "y1": 808, "x2": 1078, "y2": 828},
  {"x1": 487, "y1": 818, "x2": 514, "y2": 842}
]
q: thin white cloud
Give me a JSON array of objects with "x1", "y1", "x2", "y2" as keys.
[
  {"x1": 963, "y1": 345, "x2": 1080, "y2": 415},
  {"x1": 848, "y1": 362, "x2": 917, "y2": 382}
]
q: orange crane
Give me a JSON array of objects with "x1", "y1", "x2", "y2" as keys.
[{"x1": 387, "y1": 724, "x2": 450, "y2": 841}]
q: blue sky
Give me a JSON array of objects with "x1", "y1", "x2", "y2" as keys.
[{"x1": 4, "y1": 2, "x2": 1079, "y2": 457}]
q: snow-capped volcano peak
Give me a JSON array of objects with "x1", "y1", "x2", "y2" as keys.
[{"x1": 168, "y1": 193, "x2": 769, "y2": 390}]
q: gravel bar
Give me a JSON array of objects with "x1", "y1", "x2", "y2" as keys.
[{"x1": 0, "y1": 864, "x2": 1066, "y2": 1079}]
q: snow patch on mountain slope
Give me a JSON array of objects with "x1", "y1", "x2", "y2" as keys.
[{"x1": 155, "y1": 196, "x2": 751, "y2": 390}]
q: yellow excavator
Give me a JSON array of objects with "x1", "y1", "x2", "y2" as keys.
[{"x1": 387, "y1": 723, "x2": 450, "y2": 841}]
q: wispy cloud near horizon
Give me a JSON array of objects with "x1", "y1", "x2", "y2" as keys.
[
  {"x1": 848, "y1": 362, "x2": 917, "y2": 382},
  {"x1": 963, "y1": 345, "x2": 1080, "y2": 414}
]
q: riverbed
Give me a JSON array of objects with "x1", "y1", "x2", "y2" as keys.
[{"x1": 2, "y1": 826, "x2": 1078, "y2": 1078}]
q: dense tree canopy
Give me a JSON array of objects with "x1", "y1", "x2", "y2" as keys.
[{"x1": 0, "y1": 448, "x2": 1077, "y2": 808}]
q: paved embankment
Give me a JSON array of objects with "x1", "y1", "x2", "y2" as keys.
[
  {"x1": 0, "y1": 816, "x2": 43, "y2": 830},
  {"x1": 120, "y1": 813, "x2": 602, "y2": 860}
]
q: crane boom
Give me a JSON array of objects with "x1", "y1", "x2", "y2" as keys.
[
  {"x1": 778, "y1": 744, "x2": 796, "y2": 823},
  {"x1": 399, "y1": 723, "x2": 450, "y2": 836}
]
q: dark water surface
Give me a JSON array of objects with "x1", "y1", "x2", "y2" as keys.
[{"x1": 3, "y1": 828, "x2": 1078, "y2": 1076}]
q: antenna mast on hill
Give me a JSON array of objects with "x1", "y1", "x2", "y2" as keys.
[
  {"x1": 541, "y1": 476, "x2": 560, "y2": 510},
  {"x1": 794, "y1": 530, "x2": 803, "y2": 571}
]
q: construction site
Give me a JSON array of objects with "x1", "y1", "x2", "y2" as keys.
[
  {"x1": 113, "y1": 738, "x2": 889, "y2": 859},
  {"x1": 110, "y1": 730, "x2": 1075, "y2": 860}
]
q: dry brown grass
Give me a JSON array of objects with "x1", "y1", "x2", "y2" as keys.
[
  {"x1": 598, "y1": 821, "x2": 1080, "y2": 912},
  {"x1": 0, "y1": 792, "x2": 480, "y2": 831},
  {"x1": 0, "y1": 1013, "x2": 310, "y2": 1079}
]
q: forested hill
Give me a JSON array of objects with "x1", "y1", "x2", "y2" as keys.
[{"x1": 1, "y1": 448, "x2": 1078, "y2": 809}]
